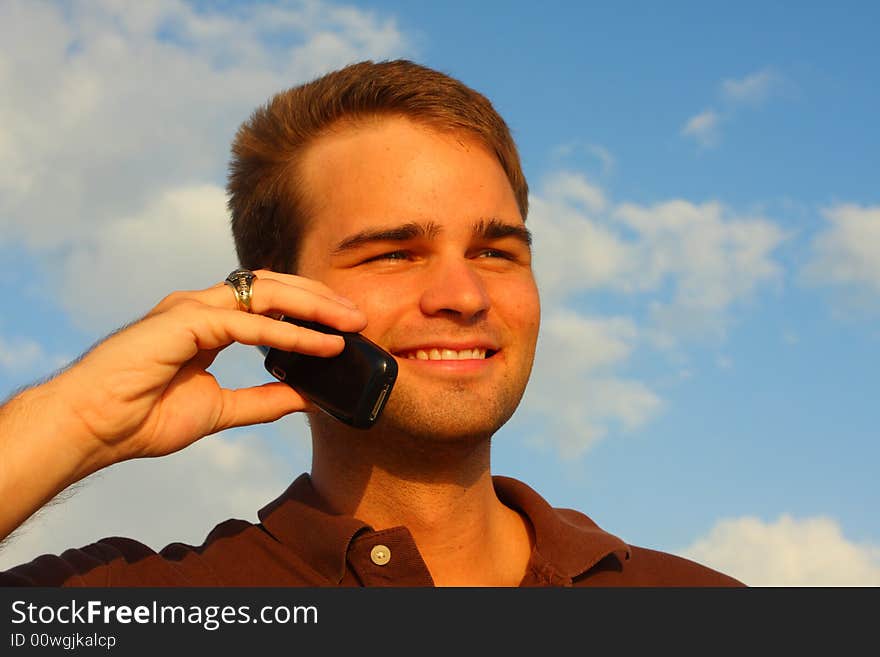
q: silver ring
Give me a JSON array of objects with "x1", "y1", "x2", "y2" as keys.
[{"x1": 224, "y1": 268, "x2": 257, "y2": 312}]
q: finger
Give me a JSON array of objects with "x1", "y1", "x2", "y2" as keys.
[
  {"x1": 249, "y1": 277, "x2": 367, "y2": 331},
  {"x1": 212, "y1": 382, "x2": 312, "y2": 432},
  {"x1": 188, "y1": 305, "x2": 347, "y2": 357},
  {"x1": 216, "y1": 270, "x2": 356, "y2": 310},
  {"x1": 253, "y1": 269, "x2": 351, "y2": 301}
]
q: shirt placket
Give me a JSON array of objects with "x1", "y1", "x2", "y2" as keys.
[{"x1": 347, "y1": 527, "x2": 435, "y2": 587}]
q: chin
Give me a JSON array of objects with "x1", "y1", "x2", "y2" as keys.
[{"x1": 375, "y1": 387, "x2": 520, "y2": 443}]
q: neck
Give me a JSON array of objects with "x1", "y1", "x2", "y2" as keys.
[{"x1": 308, "y1": 417, "x2": 533, "y2": 586}]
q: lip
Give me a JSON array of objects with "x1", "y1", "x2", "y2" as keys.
[{"x1": 395, "y1": 354, "x2": 497, "y2": 375}]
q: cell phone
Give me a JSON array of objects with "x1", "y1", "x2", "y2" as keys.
[{"x1": 258, "y1": 316, "x2": 398, "y2": 429}]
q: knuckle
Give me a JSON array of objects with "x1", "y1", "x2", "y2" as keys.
[
  {"x1": 164, "y1": 297, "x2": 206, "y2": 324},
  {"x1": 156, "y1": 290, "x2": 193, "y2": 310},
  {"x1": 172, "y1": 297, "x2": 202, "y2": 312}
]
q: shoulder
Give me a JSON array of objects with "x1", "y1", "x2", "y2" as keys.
[
  {"x1": 0, "y1": 518, "x2": 258, "y2": 586},
  {"x1": 581, "y1": 543, "x2": 746, "y2": 587}
]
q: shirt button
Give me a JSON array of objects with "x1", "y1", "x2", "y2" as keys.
[{"x1": 370, "y1": 544, "x2": 391, "y2": 566}]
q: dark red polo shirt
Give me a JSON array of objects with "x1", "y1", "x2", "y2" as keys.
[{"x1": 0, "y1": 474, "x2": 744, "y2": 587}]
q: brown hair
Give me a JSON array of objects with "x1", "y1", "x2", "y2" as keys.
[{"x1": 227, "y1": 59, "x2": 528, "y2": 272}]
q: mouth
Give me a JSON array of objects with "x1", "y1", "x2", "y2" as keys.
[{"x1": 395, "y1": 347, "x2": 498, "y2": 361}]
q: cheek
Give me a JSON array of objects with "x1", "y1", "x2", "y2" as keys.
[
  {"x1": 495, "y1": 279, "x2": 540, "y2": 327},
  {"x1": 340, "y1": 280, "x2": 412, "y2": 338},
  {"x1": 354, "y1": 278, "x2": 399, "y2": 305}
]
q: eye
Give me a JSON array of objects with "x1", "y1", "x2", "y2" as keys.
[
  {"x1": 364, "y1": 250, "x2": 411, "y2": 263},
  {"x1": 476, "y1": 249, "x2": 514, "y2": 260}
]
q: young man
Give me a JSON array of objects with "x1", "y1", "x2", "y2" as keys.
[{"x1": 0, "y1": 60, "x2": 742, "y2": 586}]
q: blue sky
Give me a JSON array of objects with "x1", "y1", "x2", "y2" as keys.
[{"x1": 1, "y1": 0, "x2": 878, "y2": 584}]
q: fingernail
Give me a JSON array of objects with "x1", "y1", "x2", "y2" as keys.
[{"x1": 334, "y1": 295, "x2": 359, "y2": 309}]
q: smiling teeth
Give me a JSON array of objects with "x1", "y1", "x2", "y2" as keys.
[{"x1": 406, "y1": 348, "x2": 487, "y2": 360}]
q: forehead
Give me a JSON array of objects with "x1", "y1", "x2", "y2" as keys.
[{"x1": 296, "y1": 116, "x2": 522, "y2": 243}]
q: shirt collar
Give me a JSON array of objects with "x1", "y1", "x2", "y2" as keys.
[
  {"x1": 493, "y1": 475, "x2": 631, "y2": 580},
  {"x1": 258, "y1": 473, "x2": 370, "y2": 584},
  {"x1": 258, "y1": 473, "x2": 631, "y2": 584}
]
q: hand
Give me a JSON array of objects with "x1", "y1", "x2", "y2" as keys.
[{"x1": 48, "y1": 270, "x2": 367, "y2": 470}]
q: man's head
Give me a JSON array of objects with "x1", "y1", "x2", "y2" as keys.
[
  {"x1": 228, "y1": 59, "x2": 529, "y2": 274},
  {"x1": 229, "y1": 61, "x2": 539, "y2": 443}
]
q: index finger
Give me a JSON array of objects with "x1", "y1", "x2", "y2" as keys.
[{"x1": 247, "y1": 273, "x2": 367, "y2": 332}]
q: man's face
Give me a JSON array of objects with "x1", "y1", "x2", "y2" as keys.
[{"x1": 295, "y1": 116, "x2": 540, "y2": 441}]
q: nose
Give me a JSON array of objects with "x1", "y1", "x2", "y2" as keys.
[{"x1": 419, "y1": 258, "x2": 491, "y2": 322}]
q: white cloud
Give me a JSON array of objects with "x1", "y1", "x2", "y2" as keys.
[
  {"x1": 529, "y1": 182, "x2": 630, "y2": 302},
  {"x1": 681, "y1": 109, "x2": 721, "y2": 147},
  {"x1": 58, "y1": 183, "x2": 237, "y2": 330},
  {"x1": 523, "y1": 311, "x2": 661, "y2": 457},
  {"x1": 542, "y1": 170, "x2": 607, "y2": 214},
  {"x1": 0, "y1": 428, "x2": 309, "y2": 571},
  {"x1": 531, "y1": 172, "x2": 786, "y2": 341},
  {"x1": 803, "y1": 204, "x2": 880, "y2": 296},
  {"x1": 721, "y1": 68, "x2": 783, "y2": 105},
  {"x1": 0, "y1": 332, "x2": 70, "y2": 388},
  {"x1": 0, "y1": 335, "x2": 47, "y2": 373},
  {"x1": 587, "y1": 145, "x2": 616, "y2": 176},
  {"x1": 681, "y1": 68, "x2": 789, "y2": 146},
  {"x1": 614, "y1": 199, "x2": 786, "y2": 340},
  {"x1": 680, "y1": 514, "x2": 880, "y2": 586},
  {"x1": 550, "y1": 142, "x2": 616, "y2": 176}
]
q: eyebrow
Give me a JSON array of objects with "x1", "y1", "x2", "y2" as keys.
[
  {"x1": 474, "y1": 218, "x2": 532, "y2": 248},
  {"x1": 332, "y1": 218, "x2": 532, "y2": 254},
  {"x1": 332, "y1": 221, "x2": 441, "y2": 254}
]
